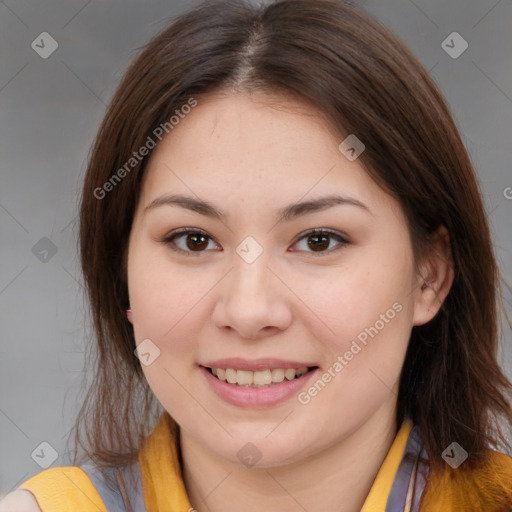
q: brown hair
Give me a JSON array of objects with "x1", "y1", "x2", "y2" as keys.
[{"x1": 72, "y1": 0, "x2": 512, "y2": 490}]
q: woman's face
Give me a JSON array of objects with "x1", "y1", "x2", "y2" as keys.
[{"x1": 127, "y1": 90, "x2": 426, "y2": 466}]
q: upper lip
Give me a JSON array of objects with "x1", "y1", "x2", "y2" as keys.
[{"x1": 200, "y1": 358, "x2": 318, "y2": 372}]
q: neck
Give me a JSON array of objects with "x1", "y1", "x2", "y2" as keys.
[{"x1": 180, "y1": 399, "x2": 398, "y2": 512}]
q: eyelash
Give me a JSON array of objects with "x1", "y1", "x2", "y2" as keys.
[{"x1": 161, "y1": 228, "x2": 349, "y2": 257}]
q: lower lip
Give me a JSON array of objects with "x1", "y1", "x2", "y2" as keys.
[{"x1": 200, "y1": 366, "x2": 318, "y2": 408}]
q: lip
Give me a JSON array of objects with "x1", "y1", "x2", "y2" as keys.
[
  {"x1": 201, "y1": 357, "x2": 317, "y2": 372},
  {"x1": 199, "y1": 364, "x2": 319, "y2": 408}
]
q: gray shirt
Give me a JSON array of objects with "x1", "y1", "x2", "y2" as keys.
[{"x1": 80, "y1": 460, "x2": 147, "y2": 512}]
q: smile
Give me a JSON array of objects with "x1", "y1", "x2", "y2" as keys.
[
  {"x1": 200, "y1": 362, "x2": 319, "y2": 408},
  {"x1": 207, "y1": 366, "x2": 312, "y2": 387}
]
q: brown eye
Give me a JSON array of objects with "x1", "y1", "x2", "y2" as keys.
[
  {"x1": 292, "y1": 229, "x2": 349, "y2": 256},
  {"x1": 163, "y1": 228, "x2": 220, "y2": 256},
  {"x1": 307, "y1": 233, "x2": 330, "y2": 251},
  {"x1": 184, "y1": 232, "x2": 209, "y2": 251}
]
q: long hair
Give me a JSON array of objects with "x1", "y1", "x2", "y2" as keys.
[{"x1": 72, "y1": 0, "x2": 512, "y2": 489}]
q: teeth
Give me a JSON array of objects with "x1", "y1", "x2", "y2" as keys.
[
  {"x1": 271, "y1": 368, "x2": 285, "y2": 383},
  {"x1": 237, "y1": 370, "x2": 253, "y2": 386},
  {"x1": 253, "y1": 370, "x2": 272, "y2": 386},
  {"x1": 225, "y1": 368, "x2": 237, "y2": 384},
  {"x1": 211, "y1": 366, "x2": 309, "y2": 386},
  {"x1": 285, "y1": 368, "x2": 296, "y2": 380}
]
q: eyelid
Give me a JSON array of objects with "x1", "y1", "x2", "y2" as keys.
[
  {"x1": 293, "y1": 227, "x2": 348, "y2": 243},
  {"x1": 290, "y1": 228, "x2": 349, "y2": 256},
  {"x1": 162, "y1": 227, "x2": 221, "y2": 257},
  {"x1": 162, "y1": 227, "x2": 349, "y2": 257}
]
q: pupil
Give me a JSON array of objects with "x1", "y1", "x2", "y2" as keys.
[
  {"x1": 308, "y1": 235, "x2": 328, "y2": 251},
  {"x1": 187, "y1": 234, "x2": 208, "y2": 251}
]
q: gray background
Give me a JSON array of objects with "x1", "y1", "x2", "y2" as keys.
[{"x1": 1, "y1": 0, "x2": 511, "y2": 496}]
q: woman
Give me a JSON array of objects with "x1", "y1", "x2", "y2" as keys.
[{"x1": 4, "y1": 0, "x2": 512, "y2": 510}]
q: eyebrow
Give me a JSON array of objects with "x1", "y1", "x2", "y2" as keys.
[{"x1": 143, "y1": 193, "x2": 372, "y2": 222}]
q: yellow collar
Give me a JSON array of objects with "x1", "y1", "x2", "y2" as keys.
[
  {"x1": 361, "y1": 419, "x2": 413, "y2": 511},
  {"x1": 138, "y1": 412, "x2": 413, "y2": 512}
]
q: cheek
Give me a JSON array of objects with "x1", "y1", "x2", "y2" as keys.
[
  {"x1": 302, "y1": 253, "x2": 414, "y2": 349},
  {"x1": 128, "y1": 247, "x2": 209, "y2": 421},
  {"x1": 295, "y1": 253, "x2": 415, "y2": 414},
  {"x1": 128, "y1": 239, "x2": 202, "y2": 337},
  {"x1": 127, "y1": 241, "x2": 210, "y2": 392},
  {"x1": 297, "y1": 273, "x2": 413, "y2": 427}
]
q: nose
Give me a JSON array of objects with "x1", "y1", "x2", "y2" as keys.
[{"x1": 211, "y1": 251, "x2": 293, "y2": 340}]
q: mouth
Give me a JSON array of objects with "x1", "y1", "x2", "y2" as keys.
[{"x1": 202, "y1": 365, "x2": 318, "y2": 388}]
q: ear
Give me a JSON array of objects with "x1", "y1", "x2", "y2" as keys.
[
  {"x1": 127, "y1": 308, "x2": 133, "y2": 323},
  {"x1": 413, "y1": 225, "x2": 455, "y2": 326}
]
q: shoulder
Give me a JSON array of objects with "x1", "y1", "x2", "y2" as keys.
[
  {"x1": 0, "y1": 490, "x2": 42, "y2": 512},
  {"x1": 10, "y1": 462, "x2": 144, "y2": 512},
  {"x1": 421, "y1": 450, "x2": 512, "y2": 511},
  {"x1": 12, "y1": 466, "x2": 107, "y2": 512},
  {"x1": 490, "y1": 449, "x2": 512, "y2": 467}
]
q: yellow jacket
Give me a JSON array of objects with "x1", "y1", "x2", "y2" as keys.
[{"x1": 18, "y1": 413, "x2": 512, "y2": 511}]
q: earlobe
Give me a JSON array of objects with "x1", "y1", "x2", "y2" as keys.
[
  {"x1": 127, "y1": 308, "x2": 133, "y2": 323},
  {"x1": 413, "y1": 225, "x2": 455, "y2": 326}
]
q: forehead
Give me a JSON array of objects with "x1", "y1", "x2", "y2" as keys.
[
  {"x1": 149, "y1": 91, "x2": 340, "y2": 170},
  {"x1": 137, "y1": 91, "x2": 400, "y2": 223}
]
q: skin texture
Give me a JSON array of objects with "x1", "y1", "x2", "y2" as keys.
[
  {"x1": 126, "y1": 90, "x2": 453, "y2": 512},
  {"x1": 0, "y1": 490, "x2": 42, "y2": 512}
]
